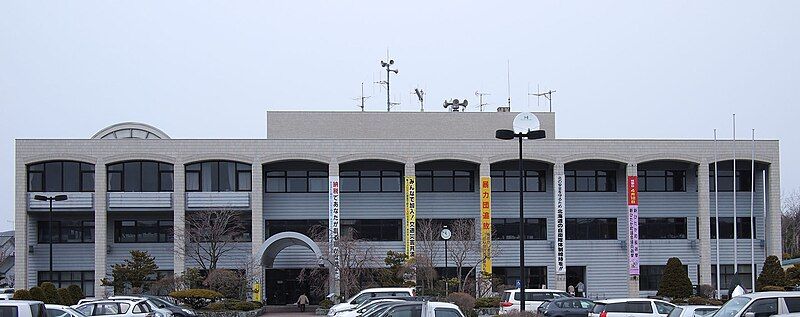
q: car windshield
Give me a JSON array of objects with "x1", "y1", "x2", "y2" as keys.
[
  {"x1": 712, "y1": 297, "x2": 751, "y2": 317},
  {"x1": 667, "y1": 307, "x2": 684, "y2": 317},
  {"x1": 148, "y1": 297, "x2": 175, "y2": 308},
  {"x1": 66, "y1": 307, "x2": 89, "y2": 317},
  {"x1": 364, "y1": 303, "x2": 398, "y2": 317}
]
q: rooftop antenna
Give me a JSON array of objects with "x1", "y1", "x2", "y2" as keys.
[
  {"x1": 531, "y1": 88, "x2": 556, "y2": 112},
  {"x1": 414, "y1": 88, "x2": 425, "y2": 112},
  {"x1": 380, "y1": 56, "x2": 399, "y2": 112},
  {"x1": 506, "y1": 60, "x2": 511, "y2": 110},
  {"x1": 443, "y1": 99, "x2": 469, "y2": 112},
  {"x1": 353, "y1": 82, "x2": 371, "y2": 111},
  {"x1": 475, "y1": 91, "x2": 490, "y2": 112}
]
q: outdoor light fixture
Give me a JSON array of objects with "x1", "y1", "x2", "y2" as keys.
[
  {"x1": 494, "y1": 112, "x2": 545, "y2": 313},
  {"x1": 33, "y1": 194, "x2": 68, "y2": 281}
]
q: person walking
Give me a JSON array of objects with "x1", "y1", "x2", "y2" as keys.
[{"x1": 297, "y1": 293, "x2": 310, "y2": 312}]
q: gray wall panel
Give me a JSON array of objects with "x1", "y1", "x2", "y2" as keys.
[
  {"x1": 341, "y1": 193, "x2": 404, "y2": 219},
  {"x1": 417, "y1": 192, "x2": 479, "y2": 219},
  {"x1": 264, "y1": 193, "x2": 328, "y2": 220}
]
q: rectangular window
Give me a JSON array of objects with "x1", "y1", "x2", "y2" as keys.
[
  {"x1": 62, "y1": 162, "x2": 81, "y2": 192},
  {"x1": 565, "y1": 170, "x2": 616, "y2": 192},
  {"x1": 710, "y1": 170, "x2": 752, "y2": 192},
  {"x1": 37, "y1": 221, "x2": 94, "y2": 243},
  {"x1": 265, "y1": 170, "x2": 328, "y2": 193},
  {"x1": 492, "y1": 266, "x2": 548, "y2": 290},
  {"x1": 640, "y1": 265, "x2": 664, "y2": 291},
  {"x1": 340, "y1": 170, "x2": 403, "y2": 193},
  {"x1": 492, "y1": 218, "x2": 547, "y2": 240},
  {"x1": 639, "y1": 217, "x2": 687, "y2": 239},
  {"x1": 44, "y1": 162, "x2": 63, "y2": 192},
  {"x1": 341, "y1": 219, "x2": 402, "y2": 241},
  {"x1": 186, "y1": 162, "x2": 251, "y2": 192},
  {"x1": 107, "y1": 161, "x2": 173, "y2": 192},
  {"x1": 114, "y1": 220, "x2": 173, "y2": 243},
  {"x1": 490, "y1": 170, "x2": 546, "y2": 192},
  {"x1": 416, "y1": 170, "x2": 475, "y2": 192},
  {"x1": 710, "y1": 217, "x2": 753, "y2": 239},
  {"x1": 28, "y1": 162, "x2": 95, "y2": 192},
  {"x1": 711, "y1": 264, "x2": 753, "y2": 289},
  {"x1": 265, "y1": 219, "x2": 328, "y2": 241},
  {"x1": 38, "y1": 271, "x2": 95, "y2": 296},
  {"x1": 638, "y1": 170, "x2": 686, "y2": 192},
  {"x1": 123, "y1": 162, "x2": 142, "y2": 192},
  {"x1": 566, "y1": 218, "x2": 617, "y2": 240}
]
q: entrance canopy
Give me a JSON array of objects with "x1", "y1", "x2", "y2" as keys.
[{"x1": 256, "y1": 232, "x2": 324, "y2": 268}]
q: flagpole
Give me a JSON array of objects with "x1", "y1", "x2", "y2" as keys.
[
  {"x1": 714, "y1": 129, "x2": 721, "y2": 299},
  {"x1": 733, "y1": 114, "x2": 738, "y2": 279},
  {"x1": 750, "y1": 129, "x2": 756, "y2": 289}
]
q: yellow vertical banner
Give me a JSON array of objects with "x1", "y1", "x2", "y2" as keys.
[
  {"x1": 480, "y1": 176, "x2": 492, "y2": 274},
  {"x1": 404, "y1": 176, "x2": 416, "y2": 258}
]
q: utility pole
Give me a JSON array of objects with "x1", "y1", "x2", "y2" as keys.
[
  {"x1": 380, "y1": 59, "x2": 398, "y2": 111},
  {"x1": 353, "y1": 82, "x2": 371, "y2": 111},
  {"x1": 475, "y1": 91, "x2": 490, "y2": 112}
]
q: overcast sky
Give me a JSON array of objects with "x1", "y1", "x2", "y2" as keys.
[{"x1": 1, "y1": 1, "x2": 798, "y2": 231}]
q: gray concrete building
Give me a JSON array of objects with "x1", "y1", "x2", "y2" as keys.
[{"x1": 14, "y1": 111, "x2": 781, "y2": 302}]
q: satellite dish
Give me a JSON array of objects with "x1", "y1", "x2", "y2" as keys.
[{"x1": 513, "y1": 112, "x2": 540, "y2": 134}]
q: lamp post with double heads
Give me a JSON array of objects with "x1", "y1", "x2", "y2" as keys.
[
  {"x1": 33, "y1": 194, "x2": 68, "y2": 281},
  {"x1": 496, "y1": 114, "x2": 545, "y2": 314}
]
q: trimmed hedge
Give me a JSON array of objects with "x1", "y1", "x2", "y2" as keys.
[
  {"x1": 319, "y1": 299, "x2": 333, "y2": 309},
  {"x1": 12, "y1": 289, "x2": 32, "y2": 300},
  {"x1": 206, "y1": 300, "x2": 262, "y2": 311},
  {"x1": 475, "y1": 297, "x2": 501, "y2": 308},
  {"x1": 170, "y1": 289, "x2": 223, "y2": 309}
]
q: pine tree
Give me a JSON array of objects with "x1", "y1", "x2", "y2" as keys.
[
  {"x1": 108, "y1": 250, "x2": 159, "y2": 293},
  {"x1": 756, "y1": 255, "x2": 787, "y2": 291},
  {"x1": 657, "y1": 257, "x2": 693, "y2": 299}
]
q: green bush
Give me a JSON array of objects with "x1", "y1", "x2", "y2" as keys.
[
  {"x1": 169, "y1": 289, "x2": 223, "y2": 309},
  {"x1": 319, "y1": 299, "x2": 333, "y2": 309},
  {"x1": 41, "y1": 282, "x2": 60, "y2": 304},
  {"x1": 12, "y1": 289, "x2": 33, "y2": 300},
  {"x1": 231, "y1": 301, "x2": 260, "y2": 311},
  {"x1": 30, "y1": 286, "x2": 46, "y2": 302},
  {"x1": 475, "y1": 296, "x2": 501, "y2": 308},
  {"x1": 757, "y1": 255, "x2": 787, "y2": 291},
  {"x1": 687, "y1": 297, "x2": 710, "y2": 305},
  {"x1": 207, "y1": 302, "x2": 226, "y2": 311},
  {"x1": 57, "y1": 288, "x2": 72, "y2": 306},
  {"x1": 67, "y1": 285, "x2": 84, "y2": 304},
  {"x1": 761, "y1": 285, "x2": 786, "y2": 291},
  {"x1": 657, "y1": 257, "x2": 693, "y2": 299}
]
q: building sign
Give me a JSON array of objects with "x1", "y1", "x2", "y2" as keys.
[
  {"x1": 329, "y1": 176, "x2": 341, "y2": 280},
  {"x1": 554, "y1": 174, "x2": 566, "y2": 275},
  {"x1": 480, "y1": 176, "x2": 492, "y2": 275},
  {"x1": 404, "y1": 176, "x2": 416, "y2": 258},
  {"x1": 627, "y1": 176, "x2": 640, "y2": 275}
]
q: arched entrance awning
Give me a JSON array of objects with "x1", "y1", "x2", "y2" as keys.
[{"x1": 256, "y1": 231, "x2": 324, "y2": 268}]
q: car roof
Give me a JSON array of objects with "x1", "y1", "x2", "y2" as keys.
[
  {"x1": 596, "y1": 298, "x2": 667, "y2": 304},
  {"x1": 682, "y1": 305, "x2": 720, "y2": 309},
  {"x1": 504, "y1": 289, "x2": 568, "y2": 293},
  {"x1": 427, "y1": 302, "x2": 460, "y2": 310},
  {"x1": 80, "y1": 299, "x2": 146, "y2": 305},
  {"x1": 362, "y1": 288, "x2": 414, "y2": 292},
  {"x1": 0, "y1": 300, "x2": 44, "y2": 304},
  {"x1": 550, "y1": 297, "x2": 593, "y2": 302},
  {"x1": 738, "y1": 292, "x2": 800, "y2": 300}
]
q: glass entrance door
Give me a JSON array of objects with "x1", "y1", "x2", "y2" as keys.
[{"x1": 566, "y1": 266, "x2": 586, "y2": 297}]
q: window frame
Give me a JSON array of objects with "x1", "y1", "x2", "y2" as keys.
[
  {"x1": 637, "y1": 170, "x2": 687, "y2": 192},
  {"x1": 490, "y1": 169, "x2": 546, "y2": 192},
  {"x1": 38, "y1": 271, "x2": 95, "y2": 296},
  {"x1": 27, "y1": 161, "x2": 95, "y2": 192},
  {"x1": 264, "y1": 169, "x2": 329, "y2": 193},
  {"x1": 340, "y1": 170, "x2": 402, "y2": 193},
  {"x1": 37, "y1": 220, "x2": 95, "y2": 243},
  {"x1": 709, "y1": 169, "x2": 753, "y2": 192},
  {"x1": 185, "y1": 161, "x2": 252, "y2": 192},
  {"x1": 564, "y1": 170, "x2": 617, "y2": 192},
  {"x1": 341, "y1": 219, "x2": 403, "y2": 241},
  {"x1": 416, "y1": 170, "x2": 475, "y2": 192},
  {"x1": 709, "y1": 217, "x2": 754, "y2": 239},
  {"x1": 113, "y1": 220, "x2": 174, "y2": 243},
  {"x1": 107, "y1": 161, "x2": 174, "y2": 192},
  {"x1": 565, "y1": 218, "x2": 618, "y2": 240},
  {"x1": 639, "y1": 217, "x2": 688, "y2": 239},
  {"x1": 492, "y1": 218, "x2": 547, "y2": 240}
]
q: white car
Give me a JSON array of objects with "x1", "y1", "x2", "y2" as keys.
[
  {"x1": 46, "y1": 304, "x2": 88, "y2": 317},
  {"x1": 328, "y1": 287, "x2": 415, "y2": 316},
  {"x1": 589, "y1": 298, "x2": 676, "y2": 317},
  {"x1": 109, "y1": 296, "x2": 173, "y2": 317},
  {"x1": 0, "y1": 288, "x2": 15, "y2": 300},
  {"x1": 336, "y1": 298, "x2": 408, "y2": 317},
  {"x1": 712, "y1": 291, "x2": 800, "y2": 317},
  {"x1": 499, "y1": 289, "x2": 570, "y2": 314},
  {"x1": 0, "y1": 300, "x2": 48, "y2": 317},
  {"x1": 666, "y1": 305, "x2": 718, "y2": 317},
  {"x1": 379, "y1": 301, "x2": 465, "y2": 317},
  {"x1": 75, "y1": 299, "x2": 166, "y2": 317}
]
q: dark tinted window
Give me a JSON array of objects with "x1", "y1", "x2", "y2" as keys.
[
  {"x1": 38, "y1": 221, "x2": 94, "y2": 243},
  {"x1": 388, "y1": 305, "x2": 422, "y2": 317},
  {"x1": 627, "y1": 302, "x2": 653, "y2": 314},
  {"x1": 265, "y1": 170, "x2": 328, "y2": 193},
  {"x1": 28, "y1": 161, "x2": 94, "y2": 192},
  {"x1": 114, "y1": 220, "x2": 173, "y2": 243},
  {"x1": 566, "y1": 218, "x2": 617, "y2": 240},
  {"x1": 710, "y1": 169, "x2": 752, "y2": 192},
  {"x1": 605, "y1": 303, "x2": 626, "y2": 312},
  {"x1": 784, "y1": 297, "x2": 800, "y2": 313},
  {"x1": 0, "y1": 307, "x2": 18, "y2": 317},
  {"x1": 435, "y1": 308, "x2": 462, "y2": 317},
  {"x1": 640, "y1": 218, "x2": 687, "y2": 239},
  {"x1": 185, "y1": 161, "x2": 251, "y2": 192},
  {"x1": 342, "y1": 219, "x2": 402, "y2": 241},
  {"x1": 638, "y1": 170, "x2": 686, "y2": 192},
  {"x1": 710, "y1": 217, "x2": 753, "y2": 239},
  {"x1": 417, "y1": 170, "x2": 474, "y2": 192},
  {"x1": 108, "y1": 161, "x2": 173, "y2": 192},
  {"x1": 38, "y1": 271, "x2": 95, "y2": 296},
  {"x1": 745, "y1": 298, "x2": 778, "y2": 317},
  {"x1": 493, "y1": 218, "x2": 547, "y2": 240},
  {"x1": 491, "y1": 169, "x2": 546, "y2": 192},
  {"x1": 266, "y1": 219, "x2": 328, "y2": 240},
  {"x1": 565, "y1": 170, "x2": 616, "y2": 192}
]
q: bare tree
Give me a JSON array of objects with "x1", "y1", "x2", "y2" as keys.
[
  {"x1": 298, "y1": 225, "x2": 379, "y2": 299},
  {"x1": 415, "y1": 219, "x2": 441, "y2": 293},
  {"x1": 783, "y1": 189, "x2": 800, "y2": 258},
  {"x1": 177, "y1": 209, "x2": 246, "y2": 271},
  {"x1": 447, "y1": 218, "x2": 503, "y2": 294}
]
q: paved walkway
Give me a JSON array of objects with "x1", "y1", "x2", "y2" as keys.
[{"x1": 260, "y1": 305, "x2": 320, "y2": 316}]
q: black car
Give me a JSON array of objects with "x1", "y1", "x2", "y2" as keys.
[
  {"x1": 537, "y1": 297, "x2": 595, "y2": 317},
  {"x1": 140, "y1": 295, "x2": 198, "y2": 317}
]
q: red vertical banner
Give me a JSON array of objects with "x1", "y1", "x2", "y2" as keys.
[
  {"x1": 627, "y1": 176, "x2": 638, "y2": 206},
  {"x1": 627, "y1": 175, "x2": 639, "y2": 275}
]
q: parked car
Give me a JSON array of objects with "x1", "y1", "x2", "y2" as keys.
[
  {"x1": 74, "y1": 299, "x2": 166, "y2": 317},
  {"x1": 0, "y1": 300, "x2": 48, "y2": 317},
  {"x1": 328, "y1": 287, "x2": 415, "y2": 316},
  {"x1": 374, "y1": 301, "x2": 464, "y2": 317},
  {"x1": 711, "y1": 291, "x2": 800, "y2": 317},
  {"x1": 46, "y1": 304, "x2": 88, "y2": 317},
  {"x1": 0, "y1": 288, "x2": 15, "y2": 300},
  {"x1": 666, "y1": 305, "x2": 718, "y2": 317},
  {"x1": 108, "y1": 296, "x2": 177, "y2": 317},
  {"x1": 74, "y1": 298, "x2": 100, "y2": 307},
  {"x1": 136, "y1": 295, "x2": 195, "y2": 317},
  {"x1": 335, "y1": 298, "x2": 412, "y2": 317},
  {"x1": 362, "y1": 301, "x2": 411, "y2": 317},
  {"x1": 499, "y1": 289, "x2": 571, "y2": 314},
  {"x1": 536, "y1": 297, "x2": 596, "y2": 317},
  {"x1": 589, "y1": 298, "x2": 676, "y2": 317}
]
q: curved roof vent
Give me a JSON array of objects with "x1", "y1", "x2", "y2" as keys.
[{"x1": 91, "y1": 122, "x2": 170, "y2": 140}]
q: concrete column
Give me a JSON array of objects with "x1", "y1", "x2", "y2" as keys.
[
  {"x1": 697, "y1": 162, "x2": 712, "y2": 285},
  {"x1": 626, "y1": 163, "x2": 639, "y2": 298},
  {"x1": 250, "y1": 161, "x2": 264, "y2": 300},
  {"x1": 173, "y1": 161, "x2": 186, "y2": 275},
  {"x1": 94, "y1": 160, "x2": 108, "y2": 297},
  {"x1": 766, "y1": 162, "x2": 782, "y2": 257},
  {"x1": 553, "y1": 162, "x2": 566, "y2": 291},
  {"x1": 328, "y1": 162, "x2": 340, "y2": 300},
  {"x1": 14, "y1": 158, "x2": 28, "y2": 289}
]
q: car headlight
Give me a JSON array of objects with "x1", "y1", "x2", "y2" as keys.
[
  {"x1": 181, "y1": 308, "x2": 196, "y2": 316},
  {"x1": 154, "y1": 312, "x2": 165, "y2": 317}
]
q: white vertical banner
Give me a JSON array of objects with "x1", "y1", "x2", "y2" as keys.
[
  {"x1": 554, "y1": 173, "x2": 566, "y2": 275},
  {"x1": 329, "y1": 176, "x2": 341, "y2": 281}
]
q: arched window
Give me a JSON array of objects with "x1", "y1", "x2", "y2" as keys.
[
  {"x1": 107, "y1": 161, "x2": 173, "y2": 192},
  {"x1": 27, "y1": 161, "x2": 94, "y2": 192},
  {"x1": 185, "y1": 161, "x2": 251, "y2": 192}
]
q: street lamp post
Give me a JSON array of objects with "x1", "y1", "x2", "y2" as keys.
[
  {"x1": 33, "y1": 194, "x2": 68, "y2": 281},
  {"x1": 441, "y1": 226, "x2": 452, "y2": 296},
  {"x1": 496, "y1": 117, "x2": 545, "y2": 313}
]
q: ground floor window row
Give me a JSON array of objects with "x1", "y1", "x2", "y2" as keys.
[
  {"x1": 37, "y1": 271, "x2": 95, "y2": 296},
  {"x1": 639, "y1": 264, "x2": 754, "y2": 291}
]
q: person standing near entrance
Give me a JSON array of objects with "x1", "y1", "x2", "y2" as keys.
[{"x1": 297, "y1": 293, "x2": 310, "y2": 312}]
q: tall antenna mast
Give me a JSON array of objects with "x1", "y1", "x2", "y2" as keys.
[
  {"x1": 414, "y1": 88, "x2": 425, "y2": 112},
  {"x1": 475, "y1": 91, "x2": 490, "y2": 112},
  {"x1": 380, "y1": 57, "x2": 399, "y2": 112},
  {"x1": 531, "y1": 89, "x2": 556, "y2": 112},
  {"x1": 353, "y1": 82, "x2": 371, "y2": 111},
  {"x1": 506, "y1": 60, "x2": 511, "y2": 109}
]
